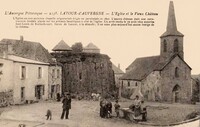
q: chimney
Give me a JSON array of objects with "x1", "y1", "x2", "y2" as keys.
[
  {"x1": 118, "y1": 63, "x2": 120, "y2": 69},
  {"x1": 20, "y1": 36, "x2": 24, "y2": 43}
]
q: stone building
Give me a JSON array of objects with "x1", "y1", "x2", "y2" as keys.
[
  {"x1": 51, "y1": 41, "x2": 115, "y2": 98},
  {"x1": 191, "y1": 74, "x2": 200, "y2": 103},
  {"x1": 112, "y1": 64, "x2": 124, "y2": 98},
  {"x1": 0, "y1": 55, "x2": 49, "y2": 104},
  {"x1": 0, "y1": 36, "x2": 62, "y2": 104},
  {"x1": 120, "y1": 1, "x2": 192, "y2": 103},
  {"x1": 48, "y1": 63, "x2": 62, "y2": 100}
]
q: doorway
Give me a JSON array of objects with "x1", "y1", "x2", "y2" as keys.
[
  {"x1": 21, "y1": 87, "x2": 25, "y2": 102},
  {"x1": 51, "y1": 85, "x2": 55, "y2": 98},
  {"x1": 35, "y1": 85, "x2": 44, "y2": 100},
  {"x1": 172, "y1": 85, "x2": 181, "y2": 103}
]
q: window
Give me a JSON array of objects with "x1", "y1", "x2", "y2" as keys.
[
  {"x1": 174, "y1": 39, "x2": 179, "y2": 52},
  {"x1": 42, "y1": 85, "x2": 45, "y2": 95},
  {"x1": 21, "y1": 66, "x2": 26, "y2": 79},
  {"x1": 52, "y1": 69, "x2": 55, "y2": 78},
  {"x1": 185, "y1": 67, "x2": 187, "y2": 79},
  {"x1": 135, "y1": 82, "x2": 138, "y2": 87},
  {"x1": 57, "y1": 69, "x2": 60, "y2": 78},
  {"x1": 163, "y1": 40, "x2": 167, "y2": 52},
  {"x1": 38, "y1": 67, "x2": 42, "y2": 79},
  {"x1": 79, "y1": 72, "x2": 82, "y2": 80},
  {"x1": 175, "y1": 67, "x2": 179, "y2": 77},
  {"x1": 21, "y1": 87, "x2": 25, "y2": 101},
  {"x1": 157, "y1": 87, "x2": 160, "y2": 93},
  {"x1": 128, "y1": 81, "x2": 130, "y2": 87}
]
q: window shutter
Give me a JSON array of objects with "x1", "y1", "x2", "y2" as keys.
[
  {"x1": 19, "y1": 66, "x2": 22, "y2": 79},
  {"x1": 35, "y1": 86, "x2": 37, "y2": 97},
  {"x1": 43, "y1": 85, "x2": 45, "y2": 95}
]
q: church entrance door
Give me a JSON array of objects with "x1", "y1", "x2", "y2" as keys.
[{"x1": 172, "y1": 85, "x2": 181, "y2": 103}]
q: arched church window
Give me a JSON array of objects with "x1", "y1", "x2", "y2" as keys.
[
  {"x1": 175, "y1": 67, "x2": 179, "y2": 77},
  {"x1": 174, "y1": 39, "x2": 179, "y2": 52},
  {"x1": 163, "y1": 40, "x2": 167, "y2": 52},
  {"x1": 157, "y1": 87, "x2": 160, "y2": 92}
]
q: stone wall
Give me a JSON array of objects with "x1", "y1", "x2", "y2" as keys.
[
  {"x1": 141, "y1": 71, "x2": 162, "y2": 101},
  {"x1": 191, "y1": 78, "x2": 200, "y2": 103},
  {"x1": 13, "y1": 62, "x2": 49, "y2": 104},
  {"x1": 48, "y1": 65, "x2": 62, "y2": 99},
  {"x1": 160, "y1": 56, "x2": 191, "y2": 103},
  {"x1": 51, "y1": 52, "x2": 115, "y2": 98},
  {"x1": 120, "y1": 80, "x2": 142, "y2": 99},
  {"x1": 114, "y1": 73, "x2": 123, "y2": 98}
]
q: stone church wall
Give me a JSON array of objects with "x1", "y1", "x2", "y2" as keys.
[{"x1": 160, "y1": 56, "x2": 192, "y2": 103}]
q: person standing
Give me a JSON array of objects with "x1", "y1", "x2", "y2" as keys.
[
  {"x1": 133, "y1": 95, "x2": 142, "y2": 117},
  {"x1": 114, "y1": 100, "x2": 120, "y2": 118},
  {"x1": 61, "y1": 92, "x2": 71, "y2": 119},
  {"x1": 106, "y1": 99, "x2": 112, "y2": 118},
  {"x1": 100, "y1": 98, "x2": 106, "y2": 118}
]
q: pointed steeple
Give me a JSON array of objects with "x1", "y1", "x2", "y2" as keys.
[
  {"x1": 167, "y1": 1, "x2": 177, "y2": 32},
  {"x1": 161, "y1": 1, "x2": 183, "y2": 37}
]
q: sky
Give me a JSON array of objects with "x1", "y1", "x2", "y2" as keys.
[{"x1": 0, "y1": 0, "x2": 200, "y2": 74}]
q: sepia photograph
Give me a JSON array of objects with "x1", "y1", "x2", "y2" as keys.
[{"x1": 0, "y1": 0, "x2": 200, "y2": 127}]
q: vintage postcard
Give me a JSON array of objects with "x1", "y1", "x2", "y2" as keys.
[{"x1": 0, "y1": 0, "x2": 199, "y2": 127}]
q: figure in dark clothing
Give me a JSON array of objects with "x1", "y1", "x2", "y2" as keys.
[
  {"x1": 61, "y1": 92, "x2": 71, "y2": 119},
  {"x1": 57, "y1": 93, "x2": 61, "y2": 102},
  {"x1": 141, "y1": 107, "x2": 147, "y2": 121},
  {"x1": 114, "y1": 100, "x2": 120, "y2": 118},
  {"x1": 106, "y1": 100, "x2": 112, "y2": 118},
  {"x1": 100, "y1": 98, "x2": 106, "y2": 118}
]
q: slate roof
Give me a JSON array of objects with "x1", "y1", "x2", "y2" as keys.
[
  {"x1": 52, "y1": 40, "x2": 72, "y2": 51},
  {"x1": 84, "y1": 43, "x2": 100, "y2": 50},
  {"x1": 7, "y1": 55, "x2": 49, "y2": 65},
  {"x1": 0, "y1": 38, "x2": 53, "y2": 63},
  {"x1": 112, "y1": 63, "x2": 124, "y2": 74},
  {"x1": 120, "y1": 55, "x2": 191, "y2": 81},
  {"x1": 121, "y1": 56, "x2": 161, "y2": 80}
]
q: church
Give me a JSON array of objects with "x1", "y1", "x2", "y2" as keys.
[{"x1": 120, "y1": 1, "x2": 192, "y2": 103}]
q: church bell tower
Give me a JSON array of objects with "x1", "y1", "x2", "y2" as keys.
[{"x1": 160, "y1": 1, "x2": 184, "y2": 59}]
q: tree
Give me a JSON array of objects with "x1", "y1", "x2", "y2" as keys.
[{"x1": 71, "y1": 42, "x2": 83, "y2": 52}]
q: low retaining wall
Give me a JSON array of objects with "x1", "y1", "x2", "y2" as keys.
[
  {"x1": 119, "y1": 108, "x2": 200, "y2": 127},
  {"x1": 172, "y1": 117, "x2": 200, "y2": 127},
  {"x1": 138, "y1": 116, "x2": 200, "y2": 127}
]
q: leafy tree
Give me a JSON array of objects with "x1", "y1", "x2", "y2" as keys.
[{"x1": 71, "y1": 42, "x2": 83, "y2": 52}]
